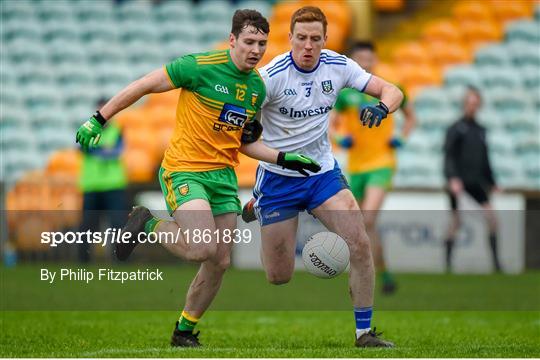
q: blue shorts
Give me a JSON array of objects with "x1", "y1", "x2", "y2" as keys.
[{"x1": 253, "y1": 162, "x2": 349, "y2": 226}]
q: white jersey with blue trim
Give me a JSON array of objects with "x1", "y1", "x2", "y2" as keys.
[{"x1": 258, "y1": 49, "x2": 372, "y2": 177}]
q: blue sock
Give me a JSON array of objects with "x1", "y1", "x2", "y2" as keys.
[{"x1": 354, "y1": 306, "x2": 373, "y2": 338}]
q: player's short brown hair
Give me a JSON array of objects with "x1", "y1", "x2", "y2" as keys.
[
  {"x1": 231, "y1": 9, "x2": 270, "y2": 38},
  {"x1": 290, "y1": 6, "x2": 327, "y2": 35}
]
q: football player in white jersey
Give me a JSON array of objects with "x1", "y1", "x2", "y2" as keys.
[{"x1": 240, "y1": 6, "x2": 403, "y2": 347}]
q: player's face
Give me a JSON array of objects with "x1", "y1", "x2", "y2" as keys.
[
  {"x1": 351, "y1": 49, "x2": 377, "y2": 73},
  {"x1": 463, "y1": 90, "x2": 482, "y2": 117},
  {"x1": 229, "y1": 25, "x2": 268, "y2": 72},
  {"x1": 289, "y1": 21, "x2": 327, "y2": 71}
]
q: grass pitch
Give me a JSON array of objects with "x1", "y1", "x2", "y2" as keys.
[{"x1": 1, "y1": 265, "x2": 539, "y2": 357}]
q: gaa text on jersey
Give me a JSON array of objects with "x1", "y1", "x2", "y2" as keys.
[
  {"x1": 214, "y1": 84, "x2": 230, "y2": 94},
  {"x1": 283, "y1": 89, "x2": 297, "y2": 96}
]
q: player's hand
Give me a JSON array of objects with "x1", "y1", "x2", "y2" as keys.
[
  {"x1": 360, "y1": 101, "x2": 389, "y2": 128},
  {"x1": 277, "y1": 152, "x2": 321, "y2": 177},
  {"x1": 449, "y1": 177, "x2": 463, "y2": 195},
  {"x1": 334, "y1": 134, "x2": 354, "y2": 149},
  {"x1": 76, "y1": 116, "x2": 103, "y2": 152},
  {"x1": 388, "y1": 136, "x2": 404, "y2": 149}
]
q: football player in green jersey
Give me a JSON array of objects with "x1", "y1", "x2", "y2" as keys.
[{"x1": 76, "y1": 9, "x2": 320, "y2": 347}]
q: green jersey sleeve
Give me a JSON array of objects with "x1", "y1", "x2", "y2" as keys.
[
  {"x1": 334, "y1": 88, "x2": 363, "y2": 113},
  {"x1": 165, "y1": 55, "x2": 199, "y2": 90}
]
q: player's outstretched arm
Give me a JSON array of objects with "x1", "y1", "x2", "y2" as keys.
[
  {"x1": 75, "y1": 68, "x2": 175, "y2": 151},
  {"x1": 358, "y1": 76, "x2": 404, "y2": 128},
  {"x1": 239, "y1": 141, "x2": 321, "y2": 176}
]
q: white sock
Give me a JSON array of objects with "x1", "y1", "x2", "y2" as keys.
[{"x1": 356, "y1": 327, "x2": 371, "y2": 339}]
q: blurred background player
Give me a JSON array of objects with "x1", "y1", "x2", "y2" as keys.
[
  {"x1": 75, "y1": 9, "x2": 319, "y2": 347},
  {"x1": 443, "y1": 86, "x2": 501, "y2": 273},
  {"x1": 77, "y1": 97, "x2": 127, "y2": 263},
  {"x1": 331, "y1": 41, "x2": 416, "y2": 294},
  {"x1": 242, "y1": 6, "x2": 403, "y2": 347}
]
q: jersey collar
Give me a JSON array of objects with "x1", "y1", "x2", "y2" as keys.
[{"x1": 290, "y1": 51, "x2": 321, "y2": 74}]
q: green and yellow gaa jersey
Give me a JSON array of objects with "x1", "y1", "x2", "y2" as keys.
[{"x1": 162, "y1": 49, "x2": 266, "y2": 172}]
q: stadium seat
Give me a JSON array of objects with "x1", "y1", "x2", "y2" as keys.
[
  {"x1": 24, "y1": 87, "x2": 62, "y2": 112},
  {"x1": 423, "y1": 19, "x2": 463, "y2": 43},
  {"x1": 477, "y1": 65, "x2": 522, "y2": 89},
  {"x1": 398, "y1": 63, "x2": 442, "y2": 90},
  {"x1": 520, "y1": 64, "x2": 540, "y2": 91},
  {"x1": 3, "y1": 20, "x2": 42, "y2": 43},
  {"x1": 154, "y1": 0, "x2": 193, "y2": 22},
  {"x1": 123, "y1": 148, "x2": 157, "y2": 183},
  {"x1": 425, "y1": 40, "x2": 472, "y2": 68},
  {"x1": 236, "y1": 0, "x2": 272, "y2": 17},
  {"x1": 459, "y1": 19, "x2": 503, "y2": 49},
  {"x1": 444, "y1": 65, "x2": 482, "y2": 88},
  {"x1": 487, "y1": 130, "x2": 515, "y2": 157},
  {"x1": 63, "y1": 86, "x2": 99, "y2": 110},
  {"x1": 56, "y1": 65, "x2": 94, "y2": 89},
  {"x1": 36, "y1": 1, "x2": 74, "y2": 22},
  {"x1": 1, "y1": 126, "x2": 35, "y2": 153},
  {"x1": 491, "y1": 0, "x2": 534, "y2": 23},
  {"x1": 414, "y1": 87, "x2": 450, "y2": 111},
  {"x1": 508, "y1": 41, "x2": 540, "y2": 67},
  {"x1": 505, "y1": 110, "x2": 539, "y2": 134},
  {"x1": 272, "y1": 2, "x2": 300, "y2": 24},
  {"x1": 17, "y1": 66, "x2": 55, "y2": 89},
  {"x1": 46, "y1": 149, "x2": 81, "y2": 177},
  {"x1": 43, "y1": 17, "x2": 81, "y2": 43},
  {"x1": 160, "y1": 21, "x2": 201, "y2": 44},
  {"x1": 86, "y1": 41, "x2": 126, "y2": 65},
  {"x1": 81, "y1": 23, "x2": 119, "y2": 43},
  {"x1": 75, "y1": 1, "x2": 114, "y2": 21},
  {"x1": 7, "y1": 39, "x2": 48, "y2": 64},
  {"x1": 0, "y1": 82, "x2": 23, "y2": 110},
  {"x1": 119, "y1": 21, "x2": 160, "y2": 44},
  {"x1": 36, "y1": 128, "x2": 75, "y2": 153},
  {"x1": 483, "y1": 88, "x2": 532, "y2": 116},
  {"x1": 475, "y1": 44, "x2": 511, "y2": 67},
  {"x1": 200, "y1": 18, "x2": 231, "y2": 45},
  {"x1": 114, "y1": 1, "x2": 152, "y2": 22},
  {"x1": 48, "y1": 40, "x2": 87, "y2": 65},
  {"x1": 452, "y1": 1, "x2": 494, "y2": 23},
  {"x1": 393, "y1": 41, "x2": 430, "y2": 65},
  {"x1": 506, "y1": 20, "x2": 540, "y2": 43},
  {"x1": 374, "y1": 0, "x2": 404, "y2": 12},
  {"x1": 1, "y1": 1, "x2": 35, "y2": 22},
  {"x1": 195, "y1": 0, "x2": 233, "y2": 21}
]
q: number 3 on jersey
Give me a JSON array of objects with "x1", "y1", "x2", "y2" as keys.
[{"x1": 305, "y1": 87, "x2": 311, "y2": 98}]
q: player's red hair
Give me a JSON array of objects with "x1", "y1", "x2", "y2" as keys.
[{"x1": 290, "y1": 6, "x2": 327, "y2": 35}]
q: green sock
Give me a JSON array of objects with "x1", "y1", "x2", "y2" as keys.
[
  {"x1": 144, "y1": 217, "x2": 161, "y2": 234},
  {"x1": 177, "y1": 310, "x2": 198, "y2": 332}
]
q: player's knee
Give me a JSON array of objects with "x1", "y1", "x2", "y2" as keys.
[
  {"x1": 266, "y1": 270, "x2": 292, "y2": 285},
  {"x1": 348, "y1": 234, "x2": 371, "y2": 261},
  {"x1": 363, "y1": 216, "x2": 377, "y2": 232},
  {"x1": 189, "y1": 244, "x2": 217, "y2": 263},
  {"x1": 213, "y1": 254, "x2": 231, "y2": 272}
]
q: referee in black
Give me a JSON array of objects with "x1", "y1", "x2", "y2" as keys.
[{"x1": 443, "y1": 86, "x2": 502, "y2": 273}]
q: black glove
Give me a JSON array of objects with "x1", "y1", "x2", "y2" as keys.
[
  {"x1": 241, "y1": 120, "x2": 263, "y2": 143},
  {"x1": 360, "y1": 101, "x2": 389, "y2": 128},
  {"x1": 276, "y1": 152, "x2": 321, "y2": 177}
]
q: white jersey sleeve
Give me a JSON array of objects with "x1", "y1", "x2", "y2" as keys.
[
  {"x1": 258, "y1": 50, "x2": 373, "y2": 177},
  {"x1": 344, "y1": 57, "x2": 372, "y2": 92}
]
